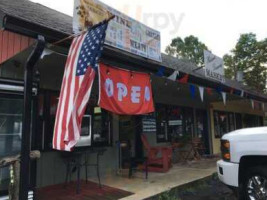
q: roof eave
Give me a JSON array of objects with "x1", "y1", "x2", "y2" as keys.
[
  {"x1": 1, "y1": 13, "x2": 70, "y2": 47},
  {"x1": 1, "y1": 11, "x2": 266, "y2": 102}
]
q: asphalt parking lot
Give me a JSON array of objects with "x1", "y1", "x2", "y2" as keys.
[
  {"x1": 156, "y1": 174, "x2": 237, "y2": 200},
  {"x1": 177, "y1": 175, "x2": 237, "y2": 200}
]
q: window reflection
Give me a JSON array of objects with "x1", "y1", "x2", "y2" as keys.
[
  {"x1": 0, "y1": 97, "x2": 23, "y2": 194},
  {"x1": 214, "y1": 111, "x2": 228, "y2": 138},
  {"x1": 167, "y1": 106, "x2": 183, "y2": 142},
  {"x1": 92, "y1": 107, "x2": 111, "y2": 145},
  {"x1": 156, "y1": 104, "x2": 194, "y2": 143}
]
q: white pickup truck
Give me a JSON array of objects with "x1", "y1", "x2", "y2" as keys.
[{"x1": 217, "y1": 127, "x2": 267, "y2": 200}]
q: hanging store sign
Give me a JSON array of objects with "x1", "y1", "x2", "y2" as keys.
[
  {"x1": 204, "y1": 50, "x2": 225, "y2": 83},
  {"x1": 98, "y1": 63, "x2": 155, "y2": 115},
  {"x1": 73, "y1": 0, "x2": 162, "y2": 62}
]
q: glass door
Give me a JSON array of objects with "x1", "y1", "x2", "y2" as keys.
[{"x1": 0, "y1": 95, "x2": 23, "y2": 195}]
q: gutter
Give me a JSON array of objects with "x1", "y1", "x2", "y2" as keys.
[
  {"x1": 19, "y1": 35, "x2": 45, "y2": 200},
  {"x1": 1, "y1": 14, "x2": 70, "y2": 47},
  {"x1": 1, "y1": 13, "x2": 266, "y2": 102}
]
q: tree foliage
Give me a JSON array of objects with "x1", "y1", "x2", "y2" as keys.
[
  {"x1": 224, "y1": 33, "x2": 267, "y2": 93},
  {"x1": 165, "y1": 35, "x2": 209, "y2": 67}
]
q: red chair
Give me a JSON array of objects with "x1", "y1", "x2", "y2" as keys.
[{"x1": 141, "y1": 134, "x2": 172, "y2": 172}]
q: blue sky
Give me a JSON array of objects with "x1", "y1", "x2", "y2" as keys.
[{"x1": 31, "y1": 0, "x2": 267, "y2": 57}]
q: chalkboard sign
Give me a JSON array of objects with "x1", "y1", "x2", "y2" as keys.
[{"x1": 142, "y1": 113, "x2": 156, "y2": 133}]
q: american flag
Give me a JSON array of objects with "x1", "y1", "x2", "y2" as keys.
[{"x1": 53, "y1": 22, "x2": 108, "y2": 151}]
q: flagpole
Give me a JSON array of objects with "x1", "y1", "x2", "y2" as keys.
[
  {"x1": 51, "y1": 15, "x2": 115, "y2": 47},
  {"x1": 51, "y1": 31, "x2": 86, "y2": 46}
]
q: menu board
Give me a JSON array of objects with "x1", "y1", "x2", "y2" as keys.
[
  {"x1": 142, "y1": 114, "x2": 157, "y2": 133},
  {"x1": 73, "y1": 0, "x2": 162, "y2": 62}
]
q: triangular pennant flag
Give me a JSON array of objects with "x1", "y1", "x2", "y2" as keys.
[
  {"x1": 240, "y1": 90, "x2": 244, "y2": 97},
  {"x1": 216, "y1": 86, "x2": 222, "y2": 94},
  {"x1": 206, "y1": 87, "x2": 213, "y2": 96},
  {"x1": 198, "y1": 86, "x2": 204, "y2": 102},
  {"x1": 251, "y1": 99, "x2": 254, "y2": 109},
  {"x1": 168, "y1": 70, "x2": 179, "y2": 81},
  {"x1": 221, "y1": 92, "x2": 227, "y2": 105},
  {"x1": 179, "y1": 74, "x2": 189, "y2": 84},
  {"x1": 156, "y1": 66, "x2": 165, "y2": 77},
  {"x1": 190, "y1": 84, "x2": 196, "y2": 99},
  {"x1": 41, "y1": 48, "x2": 53, "y2": 59}
]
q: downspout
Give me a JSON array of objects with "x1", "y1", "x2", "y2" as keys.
[{"x1": 19, "y1": 35, "x2": 45, "y2": 200}]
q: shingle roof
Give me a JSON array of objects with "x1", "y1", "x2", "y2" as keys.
[
  {"x1": 162, "y1": 53, "x2": 267, "y2": 100},
  {"x1": 0, "y1": 0, "x2": 266, "y2": 101},
  {"x1": 0, "y1": 0, "x2": 73, "y2": 35}
]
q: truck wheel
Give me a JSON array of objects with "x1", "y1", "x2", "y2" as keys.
[{"x1": 242, "y1": 166, "x2": 267, "y2": 200}]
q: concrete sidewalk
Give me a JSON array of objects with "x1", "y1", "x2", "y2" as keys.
[{"x1": 90, "y1": 158, "x2": 218, "y2": 200}]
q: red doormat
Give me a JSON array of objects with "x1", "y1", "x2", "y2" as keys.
[{"x1": 36, "y1": 180, "x2": 133, "y2": 200}]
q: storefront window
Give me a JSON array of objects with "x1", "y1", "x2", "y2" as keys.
[
  {"x1": 235, "y1": 113, "x2": 243, "y2": 129},
  {"x1": 0, "y1": 97, "x2": 23, "y2": 194},
  {"x1": 81, "y1": 115, "x2": 91, "y2": 137},
  {"x1": 243, "y1": 114, "x2": 262, "y2": 128},
  {"x1": 167, "y1": 106, "x2": 183, "y2": 142},
  {"x1": 38, "y1": 90, "x2": 112, "y2": 150},
  {"x1": 196, "y1": 109, "x2": 209, "y2": 154},
  {"x1": 92, "y1": 107, "x2": 112, "y2": 146},
  {"x1": 184, "y1": 108, "x2": 194, "y2": 139},
  {"x1": 156, "y1": 105, "x2": 168, "y2": 142},
  {"x1": 196, "y1": 110, "x2": 206, "y2": 138},
  {"x1": 156, "y1": 105, "x2": 194, "y2": 143},
  {"x1": 228, "y1": 112, "x2": 235, "y2": 132},
  {"x1": 214, "y1": 111, "x2": 228, "y2": 138}
]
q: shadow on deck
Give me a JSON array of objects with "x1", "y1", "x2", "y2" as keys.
[
  {"x1": 36, "y1": 158, "x2": 218, "y2": 200},
  {"x1": 36, "y1": 180, "x2": 133, "y2": 200}
]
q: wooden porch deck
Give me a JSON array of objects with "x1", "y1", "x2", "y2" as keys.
[{"x1": 36, "y1": 180, "x2": 133, "y2": 200}]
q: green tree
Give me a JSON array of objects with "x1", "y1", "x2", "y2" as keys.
[
  {"x1": 224, "y1": 33, "x2": 267, "y2": 93},
  {"x1": 165, "y1": 35, "x2": 209, "y2": 67}
]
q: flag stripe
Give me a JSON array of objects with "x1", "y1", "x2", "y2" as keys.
[
  {"x1": 58, "y1": 37, "x2": 80, "y2": 149},
  {"x1": 53, "y1": 34, "x2": 85, "y2": 150},
  {"x1": 60, "y1": 34, "x2": 86, "y2": 150},
  {"x1": 64, "y1": 34, "x2": 86, "y2": 142},
  {"x1": 53, "y1": 21, "x2": 108, "y2": 151},
  {"x1": 53, "y1": 36, "x2": 79, "y2": 149}
]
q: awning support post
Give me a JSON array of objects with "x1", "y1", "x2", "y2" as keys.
[{"x1": 19, "y1": 35, "x2": 45, "y2": 200}]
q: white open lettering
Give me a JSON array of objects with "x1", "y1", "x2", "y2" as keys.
[
  {"x1": 105, "y1": 78, "x2": 114, "y2": 97},
  {"x1": 131, "y1": 86, "x2": 141, "y2": 103},
  {"x1": 117, "y1": 83, "x2": 127, "y2": 101}
]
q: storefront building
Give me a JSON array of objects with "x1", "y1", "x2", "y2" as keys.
[{"x1": 0, "y1": 0, "x2": 266, "y2": 197}]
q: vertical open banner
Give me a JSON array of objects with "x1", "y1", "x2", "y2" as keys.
[{"x1": 98, "y1": 63, "x2": 155, "y2": 115}]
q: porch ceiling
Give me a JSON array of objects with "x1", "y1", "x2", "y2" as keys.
[{"x1": 0, "y1": 45, "x2": 67, "y2": 90}]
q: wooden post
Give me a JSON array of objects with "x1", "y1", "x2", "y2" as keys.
[
  {"x1": 9, "y1": 161, "x2": 20, "y2": 200},
  {"x1": 0, "y1": 151, "x2": 41, "y2": 200},
  {"x1": 19, "y1": 35, "x2": 45, "y2": 200}
]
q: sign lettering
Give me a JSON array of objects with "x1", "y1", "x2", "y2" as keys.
[{"x1": 99, "y1": 63, "x2": 155, "y2": 115}]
